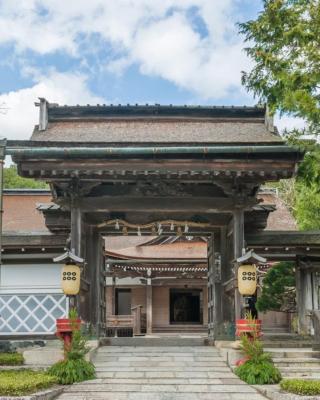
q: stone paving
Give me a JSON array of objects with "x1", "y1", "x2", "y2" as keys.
[{"x1": 57, "y1": 346, "x2": 268, "y2": 400}]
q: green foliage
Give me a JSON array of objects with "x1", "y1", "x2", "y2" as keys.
[
  {"x1": 68, "y1": 307, "x2": 78, "y2": 320},
  {"x1": 256, "y1": 262, "x2": 296, "y2": 312},
  {"x1": 239, "y1": 1, "x2": 320, "y2": 231},
  {"x1": 48, "y1": 358, "x2": 95, "y2": 385},
  {"x1": 0, "y1": 370, "x2": 57, "y2": 396},
  {"x1": 48, "y1": 308, "x2": 96, "y2": 384},
  {"x1": 240, "y1": 334, "x2": 270, "y2": 363},
  {"x1": 0, "y1": 352, "x2": 24, "y2": 366},
  {"x1": 281, "y1": 379, "x2": 320, "y2": 395},
  {"x1": 239, "y1": 0, "x2": 320, "y2": 129},
  {"x1": 289, "y1": 142, "x2": 320, "y2": 230},
  {"x1": 4, "y1": 165, "x2": 48, "y2": 189},
  {"x1": 235, "y1": 359, "x2": 282, "y2": 385},
  {"x1": 235, "y1": 335, "x2": 281, "y2": 384}
]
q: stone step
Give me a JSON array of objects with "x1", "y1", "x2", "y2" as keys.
[
  {"x1": 273, "y1": 358, "x2": 320, "y2": 368},
  {"x1": 94, "y1": 361, "x2": 227, "y2": 368},
  {"x1": 265, "y1": 348, "x2": 320, "y2": 358},
  {"x1": 262, "y1": 341, "x2": 314, "y2": 348},
  {"x1": 95, "y1": 354, "x2": 221, "y2": 360},
  {"x1": 95, "y1": 367, "x2": 231, "y2": 373},
  {"x1": 100, "y1": 337, "x2": 208, "y2": 346},
  {"x1": 63, "y1": 383, "x2": 259, "y2": 393},
  {"x1": 97, "y1": 346, "x2": 215, "y2": 353},
  {"x1": 57, "y1": 392, "x2": 267, "y2": 400},
  {"x1": 95, "y1": 371, "x2": 236, "y2": 378},
  {"x1": 79, "y1": 377, "x2": 245, "y2": 385}
]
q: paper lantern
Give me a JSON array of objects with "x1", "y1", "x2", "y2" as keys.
[
  {"x1": 238, "y1": 264, "x2": 257, "y2": 295},
  {"x1": 61, "y1": 264, "x2": 81, "y2": 295}
]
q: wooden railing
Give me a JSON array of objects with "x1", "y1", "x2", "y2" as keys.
[{"x1": 106, "y1": 305, "x2": 144, "y2": 336}]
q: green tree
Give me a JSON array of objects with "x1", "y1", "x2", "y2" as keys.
[
  {"x1": 239, "y1": 0, "x2": 320, "y2": 129},
  {"x1": 4, "y1": 165, "x2": 48, "y2": 189},
  {"x1": 239, "y1": 0, "x2": 320, "y2": 230},
  {"x1": 256, "y1": 262, "x2": 296, "y2": 312}
]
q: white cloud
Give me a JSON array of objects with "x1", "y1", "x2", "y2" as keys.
[
  {"x1": 0, "y1": 0, "x2": 251, "y2": 100},
  {"x1": 0, "y1": 71, "x2": 105, "y2": 140},
  {"x1": 274, "y1": 114, "x2": 307, "y2": 134}
]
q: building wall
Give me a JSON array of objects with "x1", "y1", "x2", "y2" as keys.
[
  {"x1": 0, "y1": 262, "x2": 67, "y2": 336},
  {"x1": 153, "y1": 287, "x2": 170, "y2": 327},
  {"x1": 106, "y1": 283, "x2": 208, "y2": 328}
]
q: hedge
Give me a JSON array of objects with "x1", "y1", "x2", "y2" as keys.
[
  {"x1": 0, "y1": 353, "x2": 24, "y2": 366},
  {"x1": 0, "y1": 370, "x2": 57, "y2": 396},
  {"x1": 281, "y1": 379, "x2": 320, "y2": 396}
]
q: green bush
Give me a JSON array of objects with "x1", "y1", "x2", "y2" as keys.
[
  {"x1": 0, "y1": 370, "x2": 57, "y2": 396},
  {"x1": 235, "y1": 359, "x2": 282, "y2": 385},
  {"x1": 280, "y1": 379, "x2": 320, "y2": 395},
  {"x1": 48, "y1": 358, "x2": 95, "y2": 385},
  {"x1": 0, "y1": 352, "x2": 24, "y2": 366}
]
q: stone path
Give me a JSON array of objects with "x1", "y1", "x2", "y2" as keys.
[{"x1": 57, "y1": 346, "x2": 267, "y2": 399}]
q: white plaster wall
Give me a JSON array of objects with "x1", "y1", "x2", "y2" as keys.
[{"x1": 0, "y1": 263, "x2": 64, "y2": 294}]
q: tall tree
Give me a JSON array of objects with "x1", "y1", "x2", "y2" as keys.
[
  {"x1": 239, "y1": 0, "x2": 320, "y2": 230},
  {"x1": 4, "y1": 165, "x2": 48, "y2": 189},
  {"x1": 239, "y1": 0, "x2": 320, "y2": 131}
]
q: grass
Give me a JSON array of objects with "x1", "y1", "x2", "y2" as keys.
[
  {"x1": 280, "y1": 379, "x2": 320, "y2": 395},
  {"x1": 0, "y1": 352, "x2": 24, "y2": 366},
  {"x1": 0, "y1": 370, "x2": 57, "y2": 396}
]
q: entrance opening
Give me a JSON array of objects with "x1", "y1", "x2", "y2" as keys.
[
  {"x1": 115, "y1": 288, "x2": 131, "y2": 315},
  {"x1": 170, "y1": 288, "x2": 203, "y2": 324}
]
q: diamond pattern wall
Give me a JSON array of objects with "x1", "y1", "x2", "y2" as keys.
[{"x1": 0, "y1": 294, "x2": 67, "y2": 335}]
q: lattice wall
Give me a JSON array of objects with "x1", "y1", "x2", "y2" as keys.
[{"x1": 0, "y1": 294, "x2": 67, "y2": 335}]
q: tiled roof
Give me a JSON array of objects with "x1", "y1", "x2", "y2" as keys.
[
  {"x1": 31, "y1": 120, "x2": 282, "y2": 144},
  {"x1": 3, "y1": 192, "x2": 51, "y2": 233},
  {"x1": 30, "y1": 103, "x2": 282, "y2": 144}
]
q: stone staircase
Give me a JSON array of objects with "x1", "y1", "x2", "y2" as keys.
[
  {"x1": 58, "y1": 344, "x2": 267, "y2": 399},
  {"x1": 266, "y1": 347, "x2": 320, "y2": 379}
]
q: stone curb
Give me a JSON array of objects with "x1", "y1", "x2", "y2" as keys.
[
  {"x1": 255, "y1": 384, "x2": 320, "y2": 400},
  {"x1": 0, "y1": 386, "x2": 64, "y2": 400}
]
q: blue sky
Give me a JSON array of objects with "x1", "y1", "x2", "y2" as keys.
[{"x1": 0, "y1": 0, "x2": 303, "y2": 141}]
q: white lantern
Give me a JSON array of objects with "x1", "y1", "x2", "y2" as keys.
[
  {"x1": 238, "y1": 264, "x2": 257, "y2": 295},
  {"x1": 61, "y1": 264, "x2": 81, "y2": 295}
]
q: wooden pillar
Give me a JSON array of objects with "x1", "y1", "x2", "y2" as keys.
[
  {"x1": 112, "y1": 276, "x2": 116, "y2": 315},
  {"x1": 86, "y1": 227, "x2": 104, "y2": 336},
  {"x1": 233, "y1": 208, "x2": 245, "y2": 321},
  {"x1": 70, "y1": 200, "x2": 82, "y2": 257},
  {"x1": 297, "y1": 259, "x2": 314, "y2": 335},
  {"x1": 70, "y1": 198, "x2": 83, "y2": 312},
  {"x1": 146, "y1": 270, "x2": 152, "y2": 335}
]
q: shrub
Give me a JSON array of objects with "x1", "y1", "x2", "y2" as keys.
[
  {"x1": 48, "y1": 308, "x2": 96, "y2": 384},
  {"x1": 280, "y1": 379, "x2": 320, "y2": 396},
  {"x1": 0, "y1": 352, "x2": 24, "y2": 366},
  {"x1": 0, "y1": 370, "x2": 57, "y2": 396},
  {"x1": 48, "y1": 358, "x2": 95, "y2": 385},
  {"x1": 235, "y1": 359, "x2": 282, "y2": 385}
]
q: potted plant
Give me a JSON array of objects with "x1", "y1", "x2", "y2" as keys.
[
  {"x1": 49, "y1": 309, "x2": 95, "y2": 384},
  {"x1": 56, "y1": 308, "x2": 81, "y2": 349},
  {"x1": 236, "y1": 311, "x2": 262, "y2": 338}
]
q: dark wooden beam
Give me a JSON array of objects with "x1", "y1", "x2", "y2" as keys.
[{"x1": 59, "y1": 196, "x2": 257, "y2": 213}]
